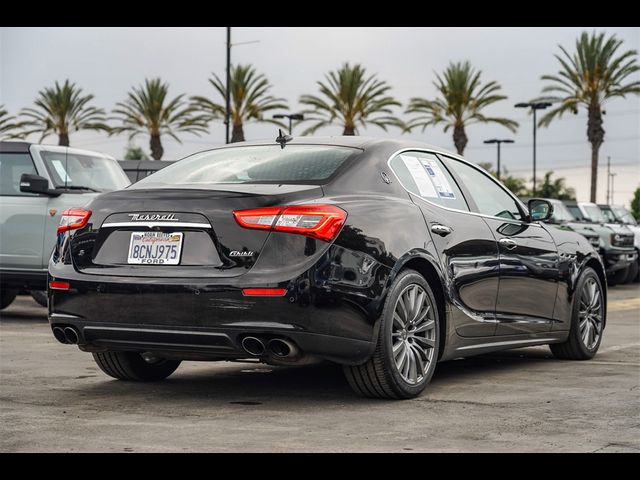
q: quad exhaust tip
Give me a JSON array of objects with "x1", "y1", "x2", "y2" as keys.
[
  {"x1": 241, "y1": 336, "x2": 266, "y2": 356},
  {"x1": 267, "y1": 338, "x2": 299, "y2": 358},
  {"x1": 64, "y1": 327, "x2": 79, "y2": 345},
  {"x1": 52, "y1": 326, "x2": 68, "y2": 344}
]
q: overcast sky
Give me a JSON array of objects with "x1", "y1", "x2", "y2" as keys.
[{"x1": 1, "y1": 27, "x2": 638, "y2": 203}]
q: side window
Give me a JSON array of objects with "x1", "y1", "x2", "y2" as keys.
[
  {"x1": 389, "y1": 151, "x2": 469, "y2": 211},
  {"x1": 0, "y1": 153, "x2": 38, "y2": 196},
  {"x1": 444, "y1": 157, "x2": 524, "y2": 221}
]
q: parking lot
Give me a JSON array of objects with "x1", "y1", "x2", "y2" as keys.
[{"x1": 1, "y1": 285, "x2": 638, "y2": 452}]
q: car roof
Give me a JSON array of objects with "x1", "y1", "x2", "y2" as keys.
[{"x1": 0, "y1": 141, "x2": 31, "y2": 153}]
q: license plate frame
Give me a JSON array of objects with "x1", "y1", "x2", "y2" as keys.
[{"x1": 127, "y1": 231, "x2": 183, "y2": 265}]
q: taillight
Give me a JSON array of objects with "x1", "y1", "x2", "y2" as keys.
[
  {"x1": 233, "y1": 205, "x2": 347, "y2": 242},
  {"x1": 58, "y1": 208, "x2": 92, "y2": 233},
  {"x1": 242, "y1": 288, "x2": 287, "y2": 296},
  {"x1": 49, "y1": 281, "x2": 70, "y2": 290}
]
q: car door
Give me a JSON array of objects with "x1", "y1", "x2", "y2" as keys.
[
  {"x1": 442, "y1": 155, "x2": 559, "y2": 335},
  {"x1": 0, "y1": 148, "x2": 48, "y2": 271},
  {"x1": 388, "y1": 151, "x2": 500, "y2": 337}
]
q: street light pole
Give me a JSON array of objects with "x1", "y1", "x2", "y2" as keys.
[
  {"x1": 483, "y1": 139, "x2": 514, "y2": 181},
  {"x1": 225, "y1": 27, "x2": 231, "y2": 144},
  {"x1": 273, "y1": 113, "x2": 305, "y2": 135},
  {"x1": 515, "y1": 102, "x2": 552, "y2": 195}
]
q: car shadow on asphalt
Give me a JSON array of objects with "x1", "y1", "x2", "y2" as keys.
[{"x1": 69, "y1": 347, "x2": 557, "y2": 405}]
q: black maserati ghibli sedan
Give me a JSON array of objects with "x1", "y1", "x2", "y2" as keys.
[{"x1": 48, "y1": 136, "x2": 607, "y2": 399}]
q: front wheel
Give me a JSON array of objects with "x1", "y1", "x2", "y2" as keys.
[
  {"x1": 343, "y1": 269, "x2": 440, "y2": 399},
  {"x1": 550, "y1": 267, "x2": 604, "y2": 360},
  {"x1": 623, "y1": 259, "x2": 638, "y2": 284},
  {"x1": 92, "y1": 351, "x2": 181, "y2": 381},
  {"x1": 1, "y1": 289, "x2": 18, "y2": 310}
]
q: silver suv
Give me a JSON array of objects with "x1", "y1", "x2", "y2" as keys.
[{"x1": 0, "y1": 141, "x2": 130, "y2": 309}]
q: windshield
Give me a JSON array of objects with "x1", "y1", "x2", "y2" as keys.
[
  {"x1": 133, "y1": 145, "x2": 358, "y2": 188},
  {"x1": 599, "y1": 206, "x2": 618, "y2": 223},
  {"x1": 582, "y1": 204, "x2": 606, "y2": 223},
  {"x1": 550, "y1": 201, "x2": 576, "y2": 222},
  {"x1": 41, "y1": 150, "x2": 130, "y2": 192},
  {"x1": 566, "y1": 205, "x2": 584, "y2": 221},
  {"x1": 612, "y1": 207, "x2": 637, "y2": 225}
]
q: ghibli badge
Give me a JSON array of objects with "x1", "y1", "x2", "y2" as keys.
[{"x1": 229, "y1": 250, "x2": 254, "y2": 257}]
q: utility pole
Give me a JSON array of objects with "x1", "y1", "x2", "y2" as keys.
[
  {"x1": 225, "y1": 27, "x2": 231, "y2": 144},
  {"x1": 610, "y1": 172, "x2": 617, "y2": 205},
  {"x1": 606, "y1": 156, "x2": 611, "y2": 204}
]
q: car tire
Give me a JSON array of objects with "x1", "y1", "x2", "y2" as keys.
[
  {"x1": 92, "y1": 351, "x2": 181, "y2": 381},
  {"x1": 30, "y1": 290, "x2": 48, "y2": 307},
  {"x1": 1, "y1": 289, "x2": 18, "y2": 310},
  {"x1": 609, "y1": 266, "x2": 629, "y2": 286},
  {"x1": 624, "y1": 259, "x2": 638, "y2": 284},
  {"x1": 550, "y1": 267, "x2": 604, "y2": 360},
  {"x1": 343, "y1": 269, "x2": 440, "y2": 399}
]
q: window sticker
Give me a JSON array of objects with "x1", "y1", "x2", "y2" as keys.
[
  {"x1": 401, "y1": 155, "x2": 437, "y2": 198},
  {"x1": 420, "y1": 157, "x2": 456, "y2": 200},
  {"x1": 51, "y1": 159, "x2": 72, "y2": 183}
]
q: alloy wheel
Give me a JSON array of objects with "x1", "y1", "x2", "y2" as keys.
[
  {"x1": 391, "y1": 284, "x2": 437, "y2": 385},
  {"x1": 578, "y1": 277, "x2": 603, "y2": 350}
]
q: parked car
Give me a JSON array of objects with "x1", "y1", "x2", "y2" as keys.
[
  {"x1": 48, "y1": 137, "x2": 607, "y2": 399},
  {"x1": 0, "y1": 141, "x2": 130, "y2": 309},
  {"x1": 598, "y1": 204, "x2": 639, "y2": 283},
  {"x1": 563, "y1": 200, "x2": 636, "y2": 285},
  {"x1": 118, "y1": 160, "x2": 175, "y2": 183}
]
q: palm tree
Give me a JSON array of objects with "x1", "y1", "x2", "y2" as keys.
[
  {"x1": 190, "y1": 64, "x2": 288, "y2": 143},
  {"x1": 536, "y1": 31, "x2": 640, "y2": 202},
  {"x1": 112, "y1": 78, "x2": 210, "y2": 160},
  {"x1": 19, "y1": 80, "x2": 109, "y2": 146},
  {"x1": 299, "y1": 63, "x2": 403, "y2": 136},
  {"x1": 406, "y1": 61, "x2": 518, "y2": 155},
  {"x1": 0, "y1": 106, "x2": 24, "y2": 140}
]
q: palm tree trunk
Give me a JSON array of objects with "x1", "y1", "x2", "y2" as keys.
[
  {"x1": 231, "y1": 123, "x2": 244, "y2": 143},
  {"x1": 343, "y1": 124, "x2": 356, "y2": 136},
  {"x1": 150, "y1": 133, "x2": 163, "y2": 160},
  {"x1": 58, "y1": 132, "x2": 70, "y2": 146},
  {"x1": 453, "y1": 124, "x2": 467, "y2": 155},
  {"x1": 587, "y1": 103, "x2": 604, "y2": 203}
]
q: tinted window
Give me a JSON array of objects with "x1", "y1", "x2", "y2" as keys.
[
  {"x1": 444, "y1": 157, "x2": 523, "y2": 221},
  {"x1": 389, "y1": 151, "x2": 469, "y2": 211},
  {"x1": 133, "y1": 145, "x2": 357, "y2": 187},
  {"x1": 0, "y1": 152, "x2": 37, "y2": 196}
]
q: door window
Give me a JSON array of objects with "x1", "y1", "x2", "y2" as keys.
[
  {"x1": 389, "y1": 151, "x2": 469, "y2": 211},
  {"x1": 0, "y1": 152, "x2": 37, "y2": 196},
  {"x1": 444, "y1": 157, "x2": 524, "y2": 221}
]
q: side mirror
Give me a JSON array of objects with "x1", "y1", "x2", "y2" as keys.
[
  {"x1": 528, "y1": 199, "x2": 554, "y2": 222},
  {"x1": 19, "y1": 173, "x2": 59, "y2": 196}
]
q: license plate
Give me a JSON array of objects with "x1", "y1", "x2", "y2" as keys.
[{"x1": 127, "y1": 232, "x2": 183, "y2": 265}]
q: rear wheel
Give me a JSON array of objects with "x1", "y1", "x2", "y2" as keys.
[
  {"x1": 1, "y1": 289, "x2": 18, "y2": 310},
  {"x1": 343, "y1": 269, "x2": 440, "y2": 399},
  {"x1": 92, "y1": 351, "x2": 181, "y2": 381},
  {"x1": 550, "y1": 267, "x2": 604, "y2": 360},
  {"x1": 30, "y1": 290, "x2": 48, "y2": 307}
]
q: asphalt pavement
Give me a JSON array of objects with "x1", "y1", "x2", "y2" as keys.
[{"x1": 1, "y1": 285, "x2": 638, "y2": 452}]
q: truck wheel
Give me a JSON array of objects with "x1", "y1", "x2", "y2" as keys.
[
  {"x1": 92, "y1": 351, "x2": 181, "y2": 381},
  {"x1": 1, "y1": 289, "x2": 18, "y2": 310},
  {"x1": 609, "y1": 266, "x2": 629, "y2": 286},
  {"x1": 624, "y1": 259, "x2": 638, "y2": 284},
  {"x1": 30, "y1": 290, "x2": 48, "y2": 307}
]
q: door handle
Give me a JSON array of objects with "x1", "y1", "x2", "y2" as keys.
[
  {"x1": 431, "y1": 224, "x2": 452, "y2": 236},
  {"x1": 499, "y1": 238, "x2": 518, "y2": 250}
]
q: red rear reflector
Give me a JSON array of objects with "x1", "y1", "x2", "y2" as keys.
[
  {"x1": 233, "y1": 205, "x2": 347, "y2": 241},
  {"x1": 49, "y1": 281, "x2": 70, "y2": 290},
  {"x1": 242, "y1": 288, "x2": 287, "y2": 297},
  {"x1": 58, "y1": 208, "x2": 92, "y2": 233}
]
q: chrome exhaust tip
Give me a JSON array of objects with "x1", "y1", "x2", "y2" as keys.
[
  {"x1": 63, "y1": 327, "x2": 79, "y2": 345},
  {"x1": 267, "y1": 338, "x2": 299, "y2": 358},
  {"x1": 52, "y1": 326, "x2": 68, "y2": 344},
  {"x1": 241, "y1": 336, "x2": 265, "y2": 356}
]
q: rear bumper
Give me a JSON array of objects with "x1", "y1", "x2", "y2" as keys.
[{"x1": 48, "y1": 261, "x2": 383, "y2": 365}]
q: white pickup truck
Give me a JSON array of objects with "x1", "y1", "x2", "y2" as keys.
[{"x1": 0, "y1": 141, "x2": 130, "y2": 309}]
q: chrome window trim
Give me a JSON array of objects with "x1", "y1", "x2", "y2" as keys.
[{"x1": 386, "y1": 147, "x2": 541, "y2": 227}]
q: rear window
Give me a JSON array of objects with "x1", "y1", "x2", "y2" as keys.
[{"x1": 133, "y1": 145, "x2": 358, "y2": 187}]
